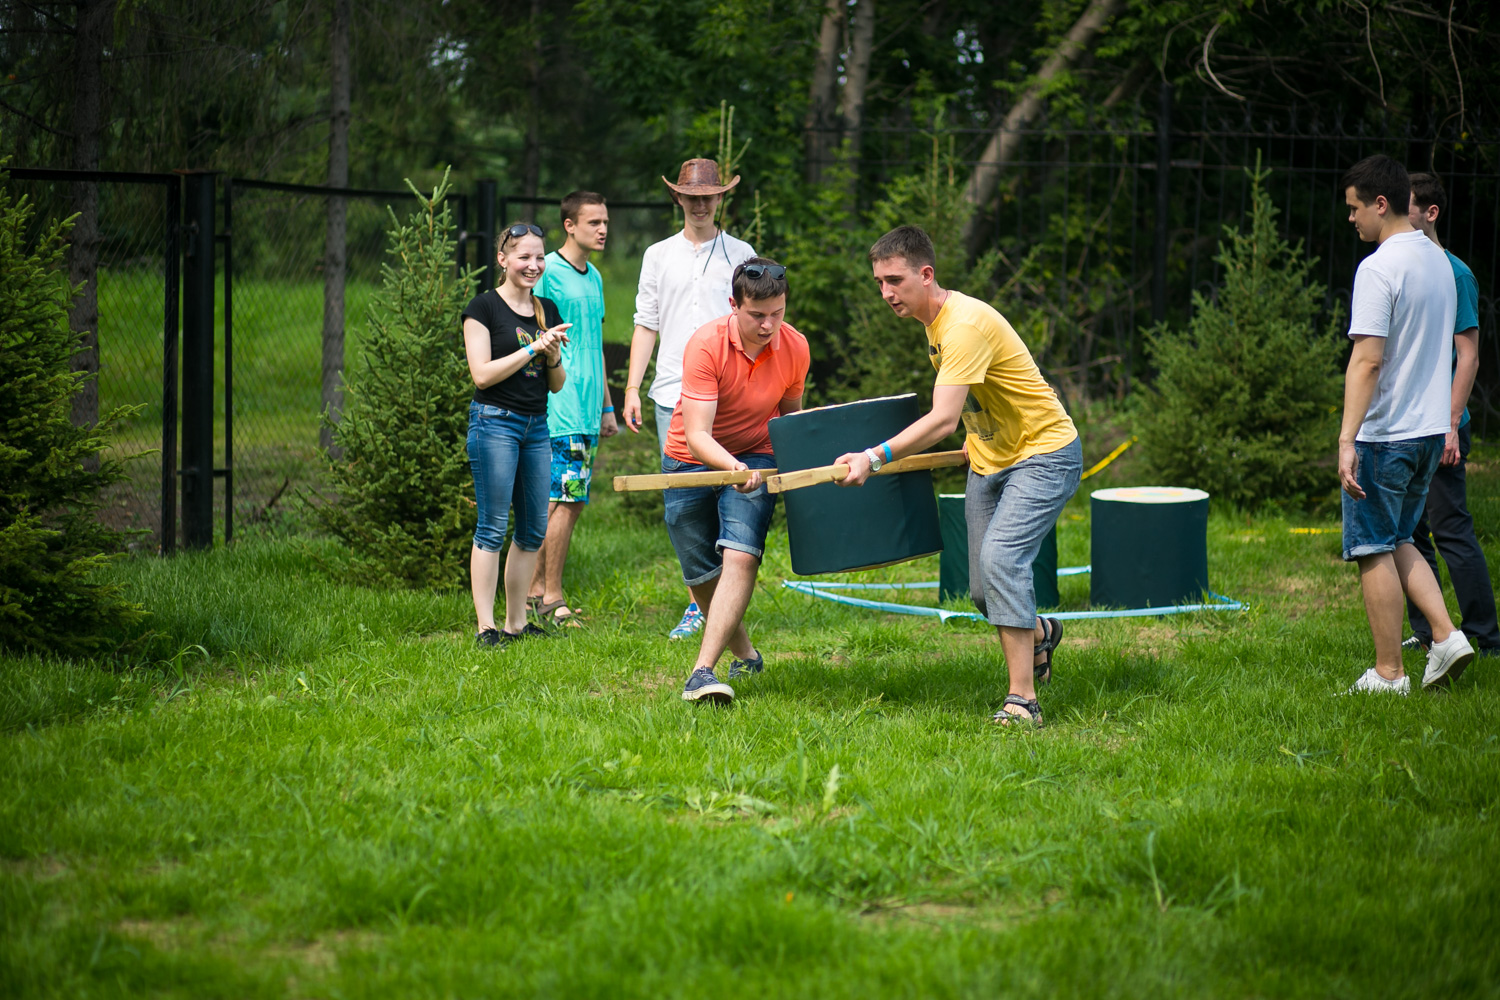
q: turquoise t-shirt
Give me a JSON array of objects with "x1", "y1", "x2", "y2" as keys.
[
  {"x1": 536, "y1": 251, "x2": 607, "y2": 437},
  {"x1": 1447, "y1": 250, "x2": 1478, "y2": 430}
]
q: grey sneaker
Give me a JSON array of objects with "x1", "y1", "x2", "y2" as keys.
[
  {"x1": 682, "y1": 667, "x2": 734, "y2": 704},
  {"x1": 1423, "y1": 631, "x2": 1475, "y2": 689},
  {"x1": 1401, "y1": 635, "x2": 1429, "y2": 652},
  {"x1": 727, "y1": 651, "x2": 763, "y2": 679},
  {"x1": 1346, "y1": 668, "x2": 1409, "y2": 696}
]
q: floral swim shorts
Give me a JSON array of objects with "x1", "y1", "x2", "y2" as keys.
[{"x1": 549, "y1": 434, "x2": 598, "y2": 503}]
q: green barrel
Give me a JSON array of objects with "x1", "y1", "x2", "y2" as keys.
[
  {"x1": 1090, "y1": 487, "x2": 1210, "y2": 608},
  {"x1": 937, "y1": 494, "x2": 1058, "y2": 609},
  {"x1": 767, "y1": 395, "x2": 943, "y2": 575}
]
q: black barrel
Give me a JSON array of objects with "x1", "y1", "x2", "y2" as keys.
[
  {"x1": 768, "y1": 395, "x2": 943, "y2": 575},
  {"x1": 1090, "y1": 487, "x2": 1210, "y2": 608}
]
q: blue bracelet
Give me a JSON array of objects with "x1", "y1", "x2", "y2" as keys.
[
  {"x1": 881, "y1": 442, "x2": 893, "y2": 463},
  {"x1": 525, "y1": 344, "x2": 536, "y2": 357},
  {"x1": 603, "y1": 406, "x2": 615, "y2": 414}
]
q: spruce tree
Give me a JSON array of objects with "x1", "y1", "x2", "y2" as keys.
[
  {"x1": 0, "y1": 160, "x2": 144, "y2": 655},
  {"x1": 1138, "y1": 160, "x2": 1345, "y2": 509},
  {"x1": 311, "y1": 172, "x2": 478, "y2": 587}
]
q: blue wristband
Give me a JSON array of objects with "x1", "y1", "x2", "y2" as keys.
[
  {"x1": 525, "y1": 344, "x2": 536, "y2": 357},
  {"x1": 881, "y1": 442, "x2": 893, "y2": 463},
  {"x1": 603, "y1": 406, "x2": 615, "y2": 413}
]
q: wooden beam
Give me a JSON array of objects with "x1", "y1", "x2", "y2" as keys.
[
  {"x1": 765, "y1": 450, "x2": 966, "y2": 494},
  {"x1": 613, "y1": 468, "x2": 777, "y2": 492}
]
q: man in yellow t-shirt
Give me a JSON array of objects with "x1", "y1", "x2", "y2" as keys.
[{"x1": 835, "y1": 225, "x2": 1081, "y2": 727}]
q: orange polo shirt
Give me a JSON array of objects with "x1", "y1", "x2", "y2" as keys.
[{"x1": 665, "y1": 317, "x2": 810, "y2": 462}]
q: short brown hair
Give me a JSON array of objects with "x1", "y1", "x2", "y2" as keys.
[
  {"x1": 731, "y1": 256, "x2": 788, "y2": 305},
  {"x1": 560, "y1": 190, "x2": 606, "y2": 225},
  {"x1": 869, "y1": 225, "x2": 936, "y2": 271},
  {"x1": 1409, "y1": 171, "x2": 1446, "y2": 219},
  {"x1": 1342, "y1": 154, "x2": 1409, "y2": 211}
]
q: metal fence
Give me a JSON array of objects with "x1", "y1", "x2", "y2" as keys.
[
  {"x1": 819, "y1": 94, "x2": 1500, "y2": 432},
  {"x1": 7, "y1": 168, "x2": 181, "y2": 552}
]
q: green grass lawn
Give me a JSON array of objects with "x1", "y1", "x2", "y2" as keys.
[{"x1": 6, "y1": 428, "x2": 1499, "y2": 996}]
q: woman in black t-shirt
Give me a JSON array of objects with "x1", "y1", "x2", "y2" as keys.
[{"x1": 462, "y1": 223, "x2": 570, "y2": 646}]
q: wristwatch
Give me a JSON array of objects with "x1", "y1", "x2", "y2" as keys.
[{"x1": 864, "y1": 448, "x2": 884, "y2": 472}]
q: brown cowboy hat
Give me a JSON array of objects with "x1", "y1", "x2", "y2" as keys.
[{"x1": 662, "y1": 158, "x2": 740, "y2": 197}]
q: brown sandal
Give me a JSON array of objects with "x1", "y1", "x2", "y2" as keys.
[{"x1": 534, "y1": 599, "x2": 578, "y2": 624}]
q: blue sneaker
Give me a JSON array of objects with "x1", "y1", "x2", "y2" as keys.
[
  {"x1": 727, "y1": 651, "x2": 763, "y2": 679},
  {"x1": 682, "y1": 667, "x2": 734, "y2": 703},
  {"x1": 669, "y1": 602, "x2": 705, "y2": 640}
]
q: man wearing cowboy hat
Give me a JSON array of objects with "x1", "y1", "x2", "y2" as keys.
[{"x1": 623, "y1": 158, "x2": 758, "y2": 639}]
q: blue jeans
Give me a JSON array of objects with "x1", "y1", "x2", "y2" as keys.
[
  {"x1": 1342, "y1": 435, "x2": 1444, "y2": 562},
  {"x1": 661, "y1": 452, "x2": 777, "y2": 586},
  {"x1": 966, "y1": 437, "x2": 1083, "y2": 628},
  {"x1": 467, "y1": 402, "x2": 550, "y2": 552}
]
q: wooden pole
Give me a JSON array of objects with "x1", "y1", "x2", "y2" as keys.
[
  {"x1": 613, "y1": 468, "x2": 777, "y2": 492},
  {"x1": 766, "y1": 450, "x2": 966, "y2": 494}
]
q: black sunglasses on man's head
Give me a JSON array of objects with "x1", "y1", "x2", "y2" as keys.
[{"x1": 735, "y1": 263, "x2": 787, "y2": 280}]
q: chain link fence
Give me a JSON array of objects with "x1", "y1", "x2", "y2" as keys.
[{"x1": 7, "y1": 168, "x2": 179, "y2": 552}]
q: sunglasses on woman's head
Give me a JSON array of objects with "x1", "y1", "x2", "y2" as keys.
[
  {"x1": 735, "y1": 263, "x2": 787, "y2": 280},
  {"x1": 500, "y1": 223, "x2": 545, "y2": 249}
]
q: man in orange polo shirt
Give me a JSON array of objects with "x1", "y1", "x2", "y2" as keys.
[{"x1": 663, "y1": 257, "x2": 809, "y2": 704}]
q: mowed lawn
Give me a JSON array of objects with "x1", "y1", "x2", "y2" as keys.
[{"x1": 3, "y1": 436, "x2": 1499, "y2": 998}]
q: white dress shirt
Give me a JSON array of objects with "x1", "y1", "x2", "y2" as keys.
[{"x1": 633, "y1": 228, "x2": 756, "y2": 409}]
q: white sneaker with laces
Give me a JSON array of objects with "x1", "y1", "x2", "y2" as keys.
[
  {"x1": 1346, "y1": 668, "x2": 1409, "y2": 696},
  {"x1": 1423, "y1": 631, "x2": 1475, "y2": 690}
]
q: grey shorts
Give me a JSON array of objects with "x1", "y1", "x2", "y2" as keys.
[{"x1": 966, "y1": 437, "x2": 1082, "y2": 628}]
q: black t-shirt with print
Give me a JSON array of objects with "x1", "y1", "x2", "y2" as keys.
[{"x1": 462, "y1": 289, "x2": 559, "y2": 415}]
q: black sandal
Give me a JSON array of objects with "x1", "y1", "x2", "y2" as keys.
[
  {"x1": 1034, "y1": 616, "x2": 1063, "y2": 685},
  {"x1": 990, "y1": 694, "x2": 1044, "y2": 728}
]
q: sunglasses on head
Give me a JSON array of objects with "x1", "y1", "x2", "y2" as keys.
[
  {"x1": 735, "y1": 263, "x2": 787, "y2": 280},
  {"x1": 500, "y1": 223, "x2": 544, "y2": 247}
]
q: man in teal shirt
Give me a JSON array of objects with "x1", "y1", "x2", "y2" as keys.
[
  {"x1": 528, "y1": 191, "x2": 617, "y2": 623},
  {"x1": 1403, "y1": 172, "x2": 1498, "y2": 656}
]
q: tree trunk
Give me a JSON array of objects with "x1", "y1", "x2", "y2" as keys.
[
  {"x1": 960, "y1": 0, "x2": 1125, "y2": 255},
  {"x1": 837, "y1": 0, "x2": 875, "y2": 208},
  {"x1": 321, "y1": 0, "x2": 351, "y2": 455},
  {"x1": 803, "y1": 0, "x2": 843, "y2": 186},
  {"x1": 68, "y1": 0, "x2": 113, "y2": 434},
  {"x1": 520, "y1": 0, "x2": 542, "y2": 222}
]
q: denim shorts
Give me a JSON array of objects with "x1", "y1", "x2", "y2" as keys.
[
  {"x1": 467, "y1": 402, "x2": 550, "y2": 552},
  {"x1": 549, "y1": 434, "x2": 598, "y2": 503},
  {"x1": 1341, "y1": 435, "x2": 1443, "y2": 561},
  {"x1": 966, "y1": 437, "x2": 1082, "y2": 629},
  {"x1": 661, "y1": 452, "x2": 777, "y2": 586}
]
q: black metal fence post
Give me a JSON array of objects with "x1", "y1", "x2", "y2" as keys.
[
  {"x1": 1152, "y1": 82, "x2": 1173, "y2": 326},
  {"x1": 478, "y1": 180, "x2": 497, "y2": 291},
  {"x1": 162, "y1": 175, "x2": 181, "y2": 554},
  {"x1": 219, "y1": 180, "x2": 234, "y2": 544},
  {"x1": 180, "y1": 171, "x2": 216, "y2": 549}
]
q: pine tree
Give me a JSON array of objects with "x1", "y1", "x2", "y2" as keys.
[
  {"x1": 0, "y1": 160, "x2": 144, "y2": 655},
  {"x1": 310, "y1": 172, "x2": 478, "y2": 587},
  {"x1": 1138, "y1": 159, "x2": 1345, "y2": 509}
]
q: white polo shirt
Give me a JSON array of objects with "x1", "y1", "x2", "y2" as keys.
[
  {"x1": 633, "y1": 228, "x2": 756, "y2": 410},
  {"x1": 1347, "y1": 229, "x2": 1457, "y2": 442}
]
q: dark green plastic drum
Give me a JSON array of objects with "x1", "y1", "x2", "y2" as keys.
[
  {"x1": 1090, "y1": 487, "x2": 1210, "y2": 608},
  {"x1": 937, "y1": 494, "x2": 1058, "y2": 608},
  {"x1": 767, "y1": 395, "x2": 943, "y2": 575}
]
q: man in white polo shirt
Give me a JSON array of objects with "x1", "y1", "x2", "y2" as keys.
[
  {"x1": 1337, "y1": 154, "x2": 1473, "y2": 695},
  {"x1": 622, "y1": 158, "x2": 757, "y2": 639}
]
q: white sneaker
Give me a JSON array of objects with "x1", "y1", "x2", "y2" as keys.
[
  {"x1": 1423, "y1": 631, "x2": 1475, "y2": 690},
  {"x1": 1346, "y1": 668, "x2": 1409, "y2": 695}
]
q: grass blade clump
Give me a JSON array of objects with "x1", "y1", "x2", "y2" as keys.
[
  {"x1": 310, "y1": 170, "x2": 478, "y2": 588},
  {"x1": 0, "y1": 156, "x2": 144, "y2": 655},
  {"x1": 1137, "y1": 155, "x2": 1345, "y2": 509}
]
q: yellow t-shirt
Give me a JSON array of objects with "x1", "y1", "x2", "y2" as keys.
[{"x1": 928, "y1": 291, "x2": 1077, "y2": 474}]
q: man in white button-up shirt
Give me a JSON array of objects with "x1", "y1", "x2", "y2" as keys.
[{"x1": 623, "y1": 158, "x2": 758, "y2": 639}]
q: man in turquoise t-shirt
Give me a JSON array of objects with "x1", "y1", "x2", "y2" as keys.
[
  {"x1": 527, "y1": 191, "x2": 617, "y2": 624},
  {"x1": 1403, "y1": 172, "x2": 1498, "y2": 655}
]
